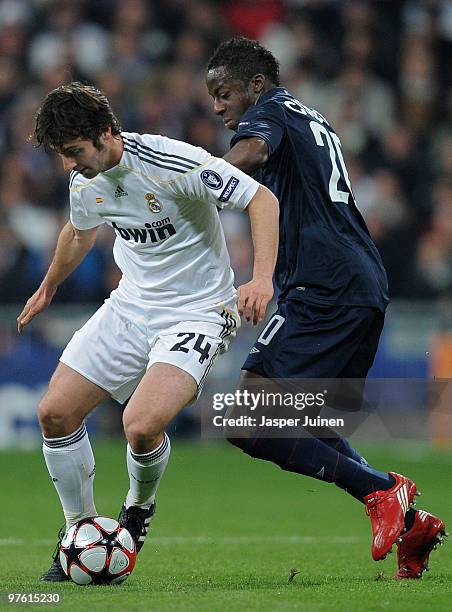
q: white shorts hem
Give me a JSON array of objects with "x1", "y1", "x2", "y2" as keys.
[{"x1": 59, "y1": 357, "x2": 129, "y2": 404}]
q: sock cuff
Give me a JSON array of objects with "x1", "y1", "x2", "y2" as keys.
[
  {"x1": 128, "y1": 433, "x2": 170, "y2": 465},
  {"x1": 43, "y1": 423, "x2": 87, "y2": 449}
]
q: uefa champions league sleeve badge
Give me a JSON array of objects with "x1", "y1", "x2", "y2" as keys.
[{"x1": 145, "y1": 193, "x2": 162, "y2": 213}]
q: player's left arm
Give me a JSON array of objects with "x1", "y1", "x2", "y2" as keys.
[{"x1": 239, "y1": 184, "x2": 278, "y2": 324}]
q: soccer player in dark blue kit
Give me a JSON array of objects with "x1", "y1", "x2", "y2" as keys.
[{"x1": 206, "y1": 37, "x2": 447, "y2": 578}]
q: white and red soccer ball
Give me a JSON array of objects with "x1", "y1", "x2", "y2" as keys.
[{"x1": 59, "y1": 516, "x2": 136, "y2": 585}]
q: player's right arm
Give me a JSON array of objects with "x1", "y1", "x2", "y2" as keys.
[
  {"x1": 223, "y1": 137, "x2": 269, "y2": 176},
  {"x1": 225, "y1": 101, "x2": 285, "y2": 175},
  {"x1": 17, "y1": 222, "x2": 98, "y2": 333}
]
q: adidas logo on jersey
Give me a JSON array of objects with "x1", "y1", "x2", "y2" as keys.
[
  {"x1": 249, "y1": 347, "x2": 260, "y2": 354},
  {"x1": 115, "y1": 185, "x2": 128, "y2": 198}
]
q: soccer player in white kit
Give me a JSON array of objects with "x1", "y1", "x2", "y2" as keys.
[{"x1": 17, "y1": 82, "x2": 279, "y2": 581}]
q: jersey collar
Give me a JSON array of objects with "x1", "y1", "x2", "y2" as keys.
[
  {"x1": 254, "y1": 87, "x2": 288, "y2": 106},
  {"x1": 101, "y1": 137, "x2": 128, "y2": 179}
]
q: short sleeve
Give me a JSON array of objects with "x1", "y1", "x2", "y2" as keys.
[
  {"x1": 168, "y1": 155, "x2": 260, "y2": 211},
  {"x1": 69, "y1": 187, "x2": 103, "y2": 230},
  {"x1": 231, "y1": 101, "x2": 285, "y2": 156}
]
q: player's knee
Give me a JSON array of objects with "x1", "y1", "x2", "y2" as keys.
[
  {"x1": 123, "y1": 416, "x2": 162, "y2": 453},
  {"x1": 38, "y1": 395, "x2": 76, "y2": 437}
]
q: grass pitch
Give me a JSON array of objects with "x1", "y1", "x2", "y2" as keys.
[{"x1": 1, "y1": 440, "x2": 451, "y2": 611}]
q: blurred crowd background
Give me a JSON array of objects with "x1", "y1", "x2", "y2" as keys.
[
  {"x1": 0, "y1": 0, "x2": 451, "y2": 447},
  {"x1": 0, "y1": 0, "x2": 451, "y2": 303}
]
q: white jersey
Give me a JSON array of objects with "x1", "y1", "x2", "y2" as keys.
[{"x1": 69, "y1": 132, "x2": 259, "y2": 310}]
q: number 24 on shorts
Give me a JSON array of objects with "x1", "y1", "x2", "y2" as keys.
[{"x1": 170, "y1": 333, "x2": 212, "y2": 364}]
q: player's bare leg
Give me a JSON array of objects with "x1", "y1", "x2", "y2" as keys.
[
  {"x1": 39, "y1": 362, "x2": 109, "y2": 437},
  {"x1": 119, "y1": 362, "x2": 197, "y2": 552},
  {"x1": 39, "y1": 363, "x2": 110, "y2": 581},
  {"x1": 123, "y1": 362, "x2": 197, "y2": 452}
]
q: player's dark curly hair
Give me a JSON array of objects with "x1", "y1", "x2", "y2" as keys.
[
  {"x1": 34, "y1": 82, "x2": 122, "y2": 151},
  {"x1": 207, "y1": 37, "x2": 280, "y2": 87}
]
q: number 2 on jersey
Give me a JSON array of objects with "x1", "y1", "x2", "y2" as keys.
[{"x1": 309, "y1": 121, "x2": 354, "y2": 204}]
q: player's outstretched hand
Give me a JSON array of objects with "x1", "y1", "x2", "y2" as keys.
[
  {"x1": 237, "y1": 276, "x2": 273, "y2": 325},
  {"x1": 17, "y1": 285, "x2": 56, "y2": 333}
]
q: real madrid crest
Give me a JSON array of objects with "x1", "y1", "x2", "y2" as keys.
[{"x1": 145, "y1": 193, "x2": 162, "y2": 213}]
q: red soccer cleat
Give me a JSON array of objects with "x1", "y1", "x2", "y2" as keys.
[
  {"x1": 395, "y1": 510, "x2": 448, "y2": 579},
  {"x1": 364, "y1": 472, "x2": 418, "y2": 561}
]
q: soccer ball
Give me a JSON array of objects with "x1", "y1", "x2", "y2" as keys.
[{"x1": 59, "y1": 516, "x2": 136, "y2": 585}]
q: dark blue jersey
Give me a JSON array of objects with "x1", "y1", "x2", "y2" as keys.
[{"x1": 231, "y1": 87, "x2": 389, "y2": 311}]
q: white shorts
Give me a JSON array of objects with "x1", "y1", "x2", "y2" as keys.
[{"x1": 60, "y1": 295, "x2": 239, "y2": 404}]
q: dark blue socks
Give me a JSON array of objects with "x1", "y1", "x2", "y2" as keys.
[
  {"x1": 319, "y1": 435, "x2": 368, "y2": 466},
  {"x1": 229, "y1": 434, "x2": 395, "y2": 502}
]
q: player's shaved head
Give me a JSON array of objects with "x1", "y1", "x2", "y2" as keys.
[
  {"x1": 207, "y1": 37, "x2": 280, "y2": 89},
  {"x1": 34, "y1": 82, "x2": 122, "y2": 151}
]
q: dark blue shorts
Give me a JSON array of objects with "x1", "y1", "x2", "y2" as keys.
[{"x1": 242, "y1": 300, "x2": 384, "y2": 379}]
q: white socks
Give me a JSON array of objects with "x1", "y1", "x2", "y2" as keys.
[
  {"x1": 43, "y1": 424, "x2": 171, "y2": 527},
  {"x1": 125, "y1": 433, "x2": 171, "y2": 509},
  {"x1": 42, "y1": 423, "x2": 97, "y2": 530}
]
